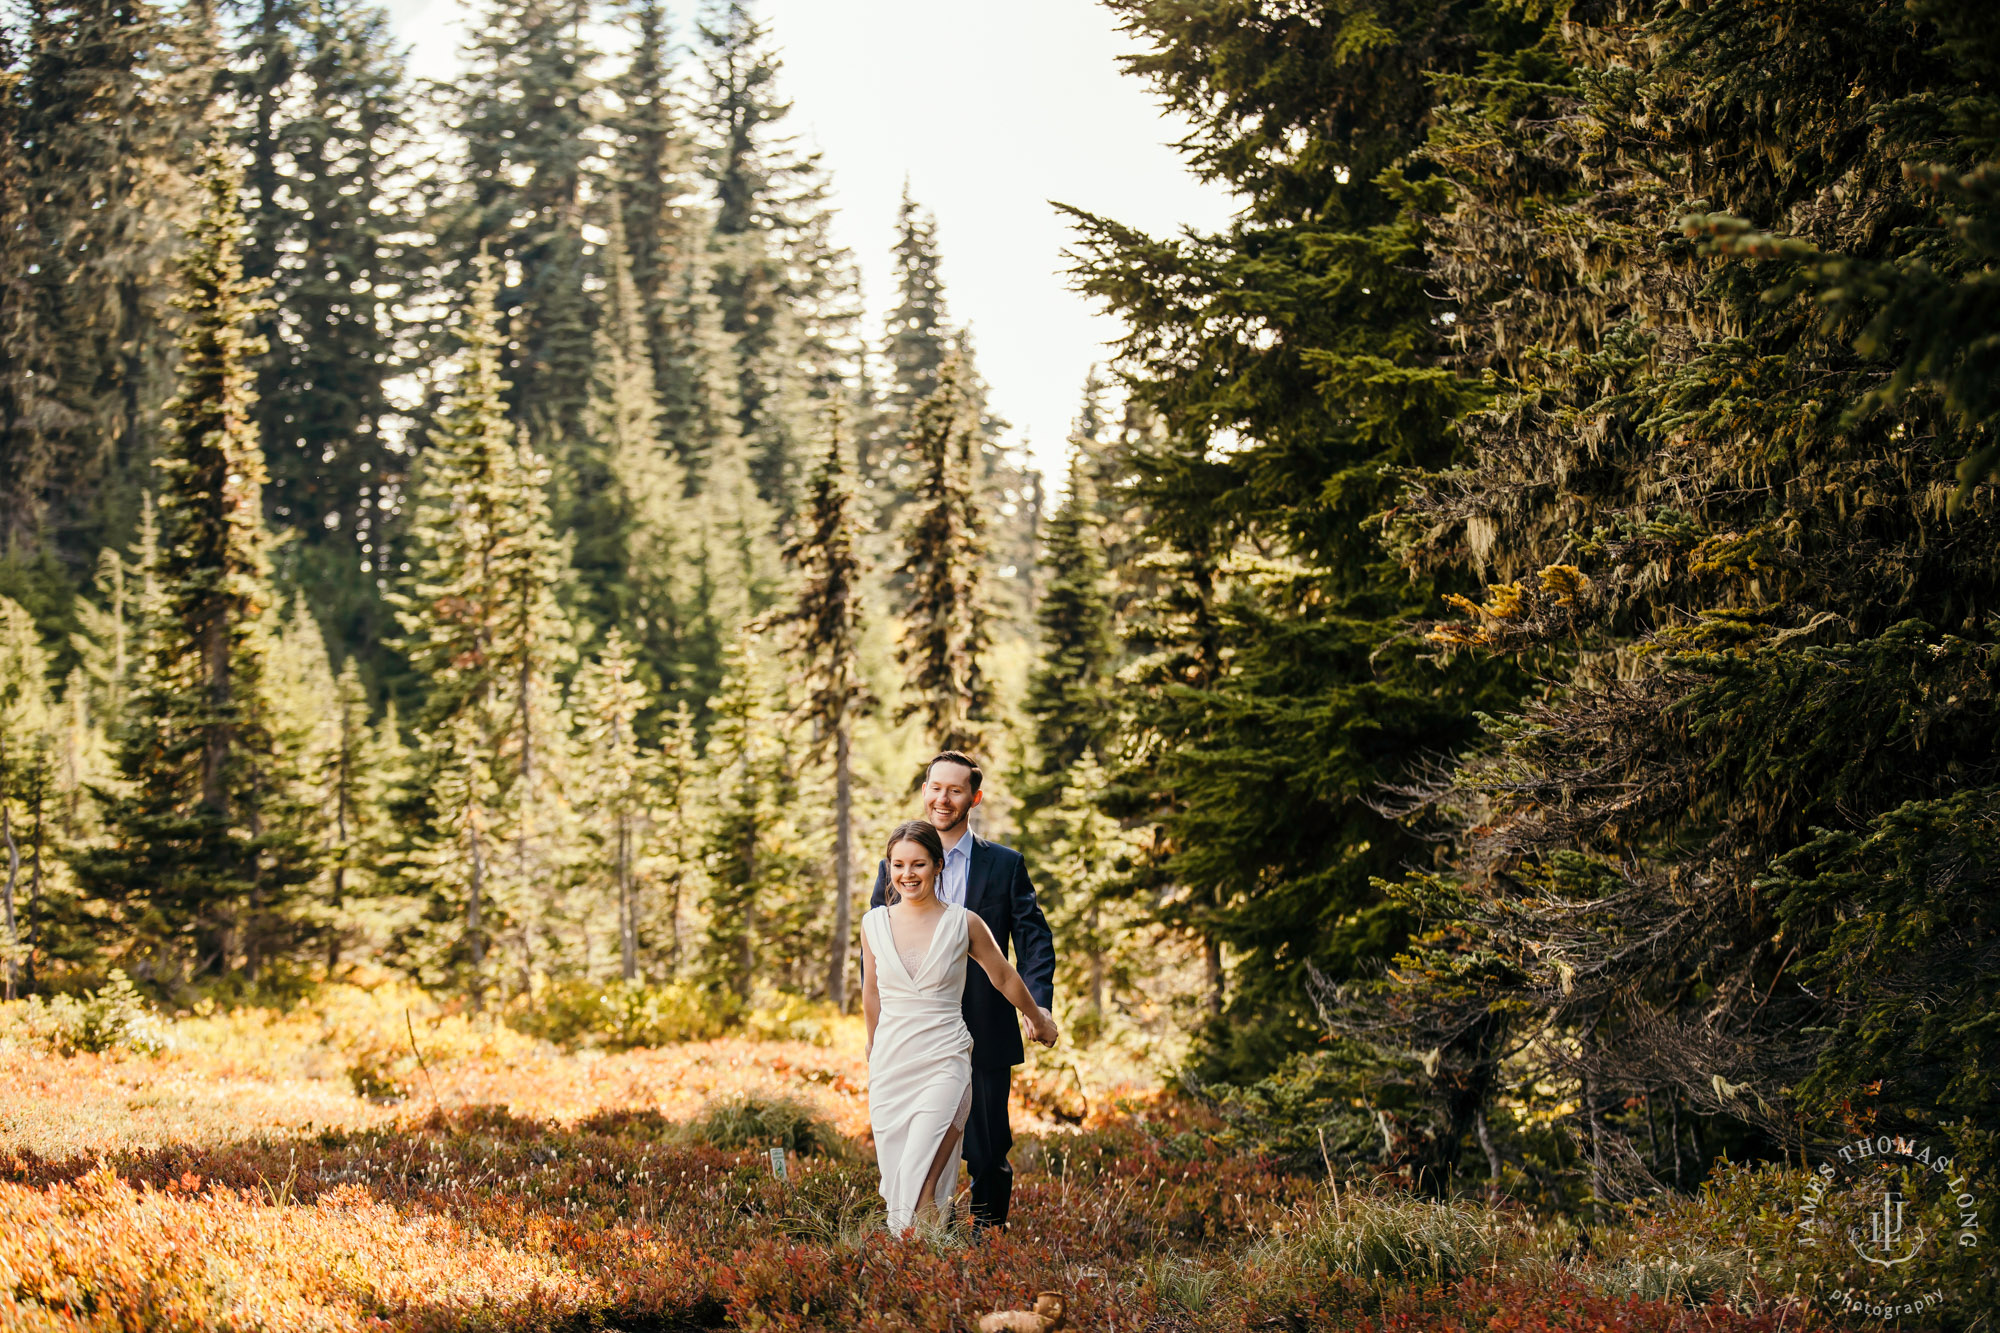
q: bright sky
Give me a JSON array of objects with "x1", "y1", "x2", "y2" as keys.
[{"x1": 383, "y1": 0, "x2": 1238, "y2": 483}]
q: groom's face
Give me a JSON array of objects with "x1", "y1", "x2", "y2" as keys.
[{"x1": 923, "y1": 761, "x2": 982, "y2": 833}]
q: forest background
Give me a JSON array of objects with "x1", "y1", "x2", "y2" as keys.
[{"x1": 2, "y1": 0, "x2": 1999, "y2": 1221}]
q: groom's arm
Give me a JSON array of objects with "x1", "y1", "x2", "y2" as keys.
[
  {"x1": 1009, "y1": 854, "x2": 1055, "y2": 1010},
  {"x1": 868, "y1": 859, "x2": 888, "y2": 910}
]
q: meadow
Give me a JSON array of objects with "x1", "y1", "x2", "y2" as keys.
[{"x1": 0, "y1": 982, "x2": 1919, "y2": 1333}]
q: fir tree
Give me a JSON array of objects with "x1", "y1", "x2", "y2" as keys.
[
  {"x1": 696, "y1": 0, "x2": 847, "y2": 517},
  {"x1": 1019, "y1": 443, "x2": 1117, "y2": 819},
  {"x1": 451, "y1": 0, "x2": 599, "y2": 462},
  {"x1": 606, "y1": 0, "x2": 700, "y2": 417},
  {"x1": 72, "y1": 143, "x2": 322, "y2": 986},
  {"x1": 877, "y1": 185, "x2": 952, "y2": 486},
  {"x1": 572, "y1": 629, "x2": 649, "y2": 981},
  {"x1": 0, "y1": 597, "x2": 56, "y2": 997},
  {"x1": 777, "y1": 401, "x2": 870, "y2": 1008},
  {"x1": 392, "y1": 258, "x2": 578, "y2": 997},
  {"x1": 650, "y1": 701, "x2": 699, "y2": 975},
  {"x1": 1340, "y1": 0, "x2": 2000, "y2": 1194},
  {"x1": 895, "y1": 355, "x2": 992, "y2": 757},
  {"x1": 700, "y1": 625, "x2": 774, "y2": 998},
  {"x1": 6, "y1": 0, "x2": 208, "y2": 578},
  {"x1": 316, "y1": 660, "x2": 401, "y2": 972},
  {"x1": 230, "y1": 0, "x2": 416, "y2": 687},
  {"x1": 573, "y1": 197, "x2": 694, "y2": 694},
  {"x1": 1066, "y1": 0, "x2": 1536, "y2": 1090}
]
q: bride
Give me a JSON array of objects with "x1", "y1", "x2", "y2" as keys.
[{"x1": 861, "y1": 819, "x2": 1059, "y2": 1231}]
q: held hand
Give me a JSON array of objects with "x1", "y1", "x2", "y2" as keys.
[{"x1": 1028, "y1": 1006, "x2": 1059, "y2": 1048}]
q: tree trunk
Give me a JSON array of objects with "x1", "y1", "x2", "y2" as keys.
[
  {"x1": 202, "y1": 618, "x2": 231, "y2": 814},
  {"x1": 1204, "y1": 920, "x2": 1224, "y2": 1017},
  {"x1": 1582, "y1": 1067, "x2": 1605, "y2": 1224},
  {"x1": 2, "y1": 799, "x2": 20, "y2": 1001},
  {"x1": 1086, "y1": 901, "x2": 1104, "y2": 1016},
  {"x1": 467, "y1": 797, "x2": 488, "y2": 1005},
  {"x1": 1475, "y1": 1109, "x2": 1504, "y2": 1201},
  {"x1": 618, "y1": 808, "x2": 636, "y2": 981},
  {"x1": 828, "y1": 718, "x2": 852, "y2": 1010},
  {"x1": 25, "y1": 772, "x2": 42, "y2": 989}
]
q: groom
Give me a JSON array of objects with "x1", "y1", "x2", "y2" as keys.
[{"x1": 869, "y1": 750, "x2": 1055, "y2": 1229}]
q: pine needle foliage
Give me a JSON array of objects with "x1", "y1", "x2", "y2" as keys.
[
  {"x1": 894, "y1": 355, "x2": 992, "y2": 758},
  {"x1": 390, "y1": 258, "x2": 578, "y2": 999},
  {"x1": 777, "y1": 402, "x2": 871, "y2": 1007},
  {"x1": 1337, "y1": 0, "x2": 2000, "y2": 1192},
  {"x1": 1064, "y1": 0, "x2": 1539, "y2": 1084},
  {"x1": 73, "y1": 144, "x2": 322, "y2": 989}
]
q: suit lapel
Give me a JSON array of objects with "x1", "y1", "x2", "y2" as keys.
[{"x1": 963, "y1": 834, "x2": 992, "y2": 914}]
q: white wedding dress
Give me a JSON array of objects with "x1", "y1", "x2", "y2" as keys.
[{"x1": 864, "y1": 901, "x2": 974, "y2": 1230}]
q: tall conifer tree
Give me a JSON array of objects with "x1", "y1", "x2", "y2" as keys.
[
  {"x1": 230, "y1": 0, "x2": 416, "y2": 682},
  {"x1": 1020, "y1": 444, "x2": 1117, "y2": 819},
  {"x1": 392, "y1": 259, "x2": 578, "y2": 997},
  {"x1": 895, "y1": 355, "x2": 991, "y2": 757},
  {"x1": 6, "y1": 0, "x2": 208, "y2": 576},
  {"x1": 74, "y1": 144, "x2": 321, "y2": 985},
  {"x1": 696, "y1": 0, "x2": 846, "y2": 517},
  {"x1": 1066, "y1": 0, "x2": 1534, "y2": 1084},
  {"x1": 572, "y1": 629, "x2": 649, "y2": 980},
  {"x1": 451, "y1": 0, "x2": 599, "y2": 463},
  {"x1": 574, "y1": 198, "x2": 695, "y2": 690},
  {"x1": 778, "y1": 402, "x2": 869, "y2": 1007}
]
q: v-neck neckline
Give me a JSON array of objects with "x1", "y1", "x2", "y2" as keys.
[{"x1": 886, "y1": 903, "x2": 952, "y2": 983}]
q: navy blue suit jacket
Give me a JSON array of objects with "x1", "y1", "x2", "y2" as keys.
[{"x1": 869, "y1": 834, "x2": 1055, "y2": 1070}]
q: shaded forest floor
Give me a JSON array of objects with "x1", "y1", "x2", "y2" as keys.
[{"x1": 0, "y1": 990, "x2": 1845, "y2": 1332}]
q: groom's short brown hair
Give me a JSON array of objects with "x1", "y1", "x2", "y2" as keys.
[{"x1": 927, "y1": 750, "x2": 984, "y2": 792}]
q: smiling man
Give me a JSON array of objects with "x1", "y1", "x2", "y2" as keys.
[{"x1": 867, "y1": 750, "x2": 1055, "y2": 1230}]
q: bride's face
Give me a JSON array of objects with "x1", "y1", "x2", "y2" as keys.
[{"x1": 888, "y1": 841, "x2": 939, "y2": 903}]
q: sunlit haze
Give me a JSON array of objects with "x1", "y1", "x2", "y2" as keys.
[{"x1": 383, "y1": 0, "x2": 1239, "y2": 485}]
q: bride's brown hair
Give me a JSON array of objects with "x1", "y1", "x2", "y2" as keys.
[{"x1": 883, "y1": 820, "x2": 944, "y2": 905}]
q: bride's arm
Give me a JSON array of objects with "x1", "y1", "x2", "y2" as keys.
[
  {"x1": 861, "y1": 923, "x2": 881, "y2": 1059},
  {"x1": 967, "y1": 914, "x2": 1059, "y2": 1047}
]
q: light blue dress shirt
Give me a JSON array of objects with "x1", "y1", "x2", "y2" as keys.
[{"x1": 939, "y1": 833, "x2": 973, "y2": 908}]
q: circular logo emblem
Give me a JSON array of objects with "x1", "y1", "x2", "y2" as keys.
[{"x1": 1795, "y1": 1133, "x2": 1982, "y2": 1321}]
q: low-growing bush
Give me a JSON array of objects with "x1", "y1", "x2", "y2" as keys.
[
  {"x1": 689, "y1": 1092, "x2": 843, "y2": 1157},
  {"x1": 510, "y1": 978, "x2": 724, "y2": 1049},
  {"x1": 3, "y1": 971, "x2": 170, "y2": 1056},
  {"x1": 508, "y1": 980, "x2": 838, "y2": 1050},
  {"x1": 1252, "y1": 1189, "x2": 1503, "y2": 1284}
]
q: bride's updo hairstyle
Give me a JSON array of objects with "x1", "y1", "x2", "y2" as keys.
[{"x1": 884, "y1": 820, "x2": 944, "y2": 905}]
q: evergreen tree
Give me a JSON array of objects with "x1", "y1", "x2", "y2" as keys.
[
  {"x1": 1019, "y1": 443, "x2": 1117, "y2": 819},
  {"x1": 876, "y1": 184, "x2": 952, "y2": 494},
  {"x1": 1343, "y1": 0, "x2": 2000, "y2": 1194},
  {"x1": 1042, "y1": 750, "x2": 1148, "y2": 1033},
  {"x1": 895, "y1": 355, "x2": 992, "y2": 757},
  {"x1": 778, "y1": 401, "x2": 870, "y2": 1008},
  {"x1": 5, "y1": 0, "x2": 208, "y2": 580},
  {"x1": 605, "y1": 0, "x2": 700, "y2": 418},
  {"x1": 649, "y1": 700, "x2": 699, "y2": 975},
  {"x1": 572, "y1": 629, "x2": 649, "y2": 980},
  {"x1": 1066, "y1": 0, "x2": 1536, "y2": 1088},
  {"x1": 315, "y1": 659, "x2": 401, "y2": 972},
  {"x1": 450, "y1": 0, "x2": 599, "y2": 463},
  {"x1": 0, "y1": 597, "x2": 56, "y2": 997},
  {"x1": 699, "y1": 625, "x2": 774, "y2": 998},
  {"x1": 573, "y1": 197, "x2": 695, "y2": 693},
  {"x1": 229, "y1": 0, "x2": 416, "y2": 685},
  {"x1": 695, "y1": 0, "x2": 847, "y2": 517},
  {"x1": 392, "y1": 258, "x2": 578, "y2": 998},
  {"x1": 72, "y1": 144, "x2": 322, "y2": 987}
]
